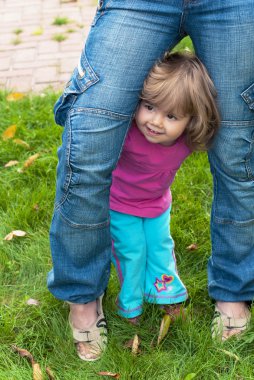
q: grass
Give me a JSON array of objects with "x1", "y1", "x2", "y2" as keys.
[
  {"x1": 0, "y1": 71, "x2": 254, "y2": 378},
  {"x1": 52, "y1": 16, "x2": 70, "y2": 26},
  {"x1": 52, "y1": 34, "x2": 67, "y2": 43}
]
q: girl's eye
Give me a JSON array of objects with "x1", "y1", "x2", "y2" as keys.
[
  {"x1": 145, "y1": 104, "x2": 154, "y2": 111},
  {"x1": 167, "y1": 114, "x2": 177, "y2": 120}
]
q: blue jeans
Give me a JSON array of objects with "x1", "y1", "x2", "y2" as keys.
[
  {"x1": 110, "y1": 208, "x2": 187, "y2": 318},
  {"x1": 47, "y1": 0, "x2": 254, "y2": 304}
]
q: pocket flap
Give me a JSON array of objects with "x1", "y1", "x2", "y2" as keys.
[
  {"x1": 65, "y1": 52, "x2": 99, "y2": 95},
  {"x1": 241, "y1": 83, "x2": 254, "y2": 111}
]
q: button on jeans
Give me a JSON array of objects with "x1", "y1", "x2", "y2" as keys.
[{"x1": 47, "y1": 0, "x2": 254, "y2": 303}]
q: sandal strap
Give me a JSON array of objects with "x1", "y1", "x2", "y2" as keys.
[
  {"x1": 212, "y1": 306, "x2": 251, "y2": 339},
  {"x1": 72, "y1": 317, "x2": 107, "y2": 343}
]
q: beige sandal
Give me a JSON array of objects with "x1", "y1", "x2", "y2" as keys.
[
  {"x1": 69, "y1": 295, "x2": 107, "y2": 361},
  {"x1": 211, "y1": 305, "x2": 251, "y2": 342}
]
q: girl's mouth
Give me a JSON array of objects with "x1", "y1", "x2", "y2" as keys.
[{"x1": 146, "y1": 126, "x2": 162, "y2": 135}]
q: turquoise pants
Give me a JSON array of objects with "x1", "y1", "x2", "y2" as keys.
[{"x1": 110, "y1": 207, "x2": 188, "y2": 318}]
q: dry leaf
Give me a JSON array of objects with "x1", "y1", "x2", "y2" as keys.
[
  {"x1": 186, "y1": 243, "x2": 198, "y2": 251},
  {"x1": 2, "y1": 124, "x2": 17, "y2": 140},
  {"x1": 23, "y1": 153, "x2": 40, "y2": 169},
  {"x1": 12, "y1": 345, "x2": 43, "y2": 380},
  {"x1": 32, "y1": 362, "x2": 43, "y2": 380},
  {"x1": 157, "y1": 314, "x2": 171, "y2": 345},
  {"x1": 46, "y1": 366, "x2": 55, "y2": 380},
  {"x1": 131, "y1": 334, "x2": 140, "y2": 355},
  {"x1": 4, "y1": 230, "x2": 27, "y2": 241},
  {"x1": 33, "y1": 204, "x2": 40, "y2": 211},
  {"x1": 6, "y1": 92, "x2": 25, "y2": 101},
  {"x1": 97, "y1": 372, "x2": 120, "y2": 379},
  {"x1": 13, "y1": 139, "x2": 30, "y2": 149},
  {"x1": 26, "y1": 298, "x2": 40, "y2": 306},
  {"x1": 12, "y1": 345, "x2": 34, "y2": 361},
  {"x1": 4, "y1": 160, "x2": 19, "y2": 168}
]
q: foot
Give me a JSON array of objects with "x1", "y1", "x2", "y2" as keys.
[
  {"x1": 163, "y1": 303, "x2": 185, "y2": 322},
  {"x1": 212, "y1": 301, "x2": 251, "y2": 341},
  {"x1": 69, "y1": 296, "x2": 107, "y2": 361}
]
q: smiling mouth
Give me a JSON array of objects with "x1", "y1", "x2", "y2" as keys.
[{"x1": 146, "y1": 126, "x2": 162, "y2": 135}]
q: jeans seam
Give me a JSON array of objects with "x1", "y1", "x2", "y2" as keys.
[{"x1": 59, "y1": 208, "x2": 110, "y2": 229}]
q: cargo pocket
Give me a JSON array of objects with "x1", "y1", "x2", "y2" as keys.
[
  {"x1": 54, "y1": 51, "x2": 99, "y2": 126},
  {"x1": 241, "y1": 83, "x2": 254, "y2": 111}
]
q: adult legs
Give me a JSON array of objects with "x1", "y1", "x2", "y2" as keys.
[
  {"x1": 47, "y1": 0, "x2": 184, "y2": 355},
  {"x1": 185, "y1": 0, "x2": 254, "y2": 337}
]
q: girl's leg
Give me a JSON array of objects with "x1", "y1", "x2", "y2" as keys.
[
  {"x1": 110, "y1": 211, "x2": 146, "y2": 319},
  {"x1": 143, "y1": 207, "x2": 188, "y2": 305}
]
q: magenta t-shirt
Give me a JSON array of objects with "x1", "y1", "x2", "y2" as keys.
[{"x1": 110, "y1": 121, "x2": 191, "y2": 218}]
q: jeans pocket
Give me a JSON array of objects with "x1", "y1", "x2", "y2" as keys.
[
  {"x1": 241, "y1": 82, "x2": 254, "y2": 111},
  {"x1": 54, "y1": 51, "x2": 99, "y2": 126}
]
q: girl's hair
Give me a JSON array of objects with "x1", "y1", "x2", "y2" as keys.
[{"x1": 140, "y1": 52, "x2": 220, "y2": 151}]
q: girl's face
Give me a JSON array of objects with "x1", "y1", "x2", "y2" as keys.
[{"x1": 135, "y1": 101, "x2": 191, "y2": 146}]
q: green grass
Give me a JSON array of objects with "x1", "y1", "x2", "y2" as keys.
[
  {"x1": 52, "y1": 16, "x2": 70, "y2": 26},
  {"x1": 0, "y1": 84, "x2": 254, "y2": 379}
]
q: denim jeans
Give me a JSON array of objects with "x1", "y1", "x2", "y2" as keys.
[{"x1": 47, "y1": 0, "x2": 254, "y2": 303}]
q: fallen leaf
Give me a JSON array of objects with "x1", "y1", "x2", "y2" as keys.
[
  {"x1": 184, "y1": 373, "x2": 197, "y2": 380},
  {"x1": 4, "y1": 160, "x2": 19, "y2": 167},
  {"x1": 32, "y1": 362, "x2": 43, "y2": 380},
  {"x1": 157, "y1": 314, "x2": 171, "y2": 345},
  {"x1": 2, "y1": 124, "x2": 17, "y2": 140},
  {"x1": 46, "y1": 367, "x2": 55, "y2": 380},
  {"x1": 217, "y1": 348, "x2": 240, "y2": 361},
  {"x1": 13, "y1": 139, "x2": 30, "y2": 149},
  {"x1": 6, "y1": 92, "x2": 25, "y2": 101},
  {"x1": 186, "y1": 243, "x2": 198, "y2": 251},
  {"x1": 131, "y1": 334, "x2": 140, "y2": 355},
  {"x1": 4, "y1": 230, "x2": 27, "y2": 241},
  {"x1": 12, "y1": 345, "x2": 34, "y2": 361},
  {"x1": 33, "y1": 204, "x2": 40, "y2": 211},
  {"x1": 26, "y1": 298, "x2": 40, "y2": 306},
  {"x1": 23, "y1": 153, "x2": 40, "y2": 169},
  {"x1": 97, "y1": 372, "x2": 120, "y2": 378},
  {"x1": 12, "y1": 345, "x2": 43, "y2": 380}
]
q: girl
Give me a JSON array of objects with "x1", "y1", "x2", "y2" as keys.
[{"x1": 110, "y1": 52, "x2": 220, "y2": 323}]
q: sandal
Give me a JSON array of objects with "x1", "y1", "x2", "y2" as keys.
[
  {"x1": 211, "y1": 305, "x2": 251, "y2": 342},
  {"x1": 69, "y1": 295, "x2": 107, "y2": 361}
]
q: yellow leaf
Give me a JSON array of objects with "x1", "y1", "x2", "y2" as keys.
[
  {"x1": 4, "y1": 230, "x2": 27, "y2": 241},
  {"x1": 186, "y1": 243, "x2": 198, "y2": 251},
  {"x1": 6, "y1": 92, "x2": 25, "y2": 101},
  {"x1": 32, "y1": 362, "x2": 43, "y2": 380},
  {"x1": 4, "y1": 160, "x2": 19, "y2": 167},
  {"x1": 13, "y1": 138, "x2": 30, "y2": 149},
  {"x1": 157, "y1": 314, "x2": 171, "y2": 345},
  {"x1": 97, "y1": 372, "x2": 120, "y2": 378},
  {"x1": 131, "y1": 334, "x2": 141, "y2": 355},
  {"x1": 23, "y1": 153, "x2": 40, "y2": 169},
  {"x1": 46, "y1": 366, "x2": 55, "y2": 380},
  {"x1": 2, "y1": 124, "x2": 17, "y2": 140}
]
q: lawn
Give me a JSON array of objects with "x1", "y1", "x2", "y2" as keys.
[{"x1": 0, "y1": 40, "x2": 254, "y2": 380}]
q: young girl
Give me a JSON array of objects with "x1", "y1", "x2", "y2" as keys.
[{"x1": 110, "y1": 52, "x2": 220, "y2": 323}]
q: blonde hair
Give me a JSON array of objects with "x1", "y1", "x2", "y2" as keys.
[{"x1": 141, "y1": 52, "x2": 220, "y2": 151}]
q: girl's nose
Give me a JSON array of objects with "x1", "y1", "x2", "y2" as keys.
[{"x1": 152, "y1": 113, "x2": 163, "y2": 127}]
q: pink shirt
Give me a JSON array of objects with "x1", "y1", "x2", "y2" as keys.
[{"x1": 110, "y1": 122, "x2": 191, "y2": 218}]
